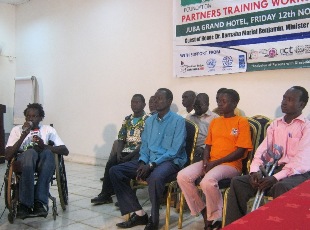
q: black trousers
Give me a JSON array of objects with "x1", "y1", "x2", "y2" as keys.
[{"x1": 225, "y1": 171, "x2": 310, "y2": 225}]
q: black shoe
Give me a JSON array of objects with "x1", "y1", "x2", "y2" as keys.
[
  {"x1": 91, "y1": 193, "x2": 113, "y2": 205},
  {"x1": 116, "y1": 213, "x2": 148, "y2": 228},
  {"x1": 144, "y1": 218, "x2": 159, "y2": 230},
  {"x1": 33, "y1": 201, "x2": 48, "y2": 217},
  {"x1": 115, "y1": 201, "x2": 119, "y2": 207},
  {"x1": 16, "y1": 203, "x2": 31, "y2": 219},
  {"x1": 100, "y1": 177, "x2": 104, "y2": 181}
]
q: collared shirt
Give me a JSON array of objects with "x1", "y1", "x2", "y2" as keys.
[
  {"x1": 139, "y1": 110, "x2": 187, "y2": 167},
  {"x1": 117, "y1": 112, "x2": 149, "y2": 153},
  {"x1": 250, "y1": 114, "x2": 310, "y2": 181},
  {"x1": 6, "y1": 123, "x2": 65, "y2": 151},
  {"x1": 178, "y1": 109, "x2": 195, "y2": 118},
  {"x1": 186, "y1": 109, "x2": 219, "y2": 148}
]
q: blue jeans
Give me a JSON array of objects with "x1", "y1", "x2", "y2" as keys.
[
  {"x1": 109, "y1": 159, "x2": 180, "y2": 225},
  {"x1": 17, "y1": 148, "x2": 55, "y2": 208}
]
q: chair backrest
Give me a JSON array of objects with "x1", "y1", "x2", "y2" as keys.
[
  {"x1": 264, "y1": 120, "x2": 272, "y2": 138},
  {"x1": 243, "y1": 117, "x2": 261, "y2": 174},
  {"x1": 184, "y1": 119, "x2": 199, "y2": 167},
  {"x1": 251, "y1": 115, "x2": 272, "y2": 147}
]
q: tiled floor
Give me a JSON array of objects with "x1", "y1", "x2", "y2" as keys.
[{"x1": 0, "y1": 161, "x2": 204, "y2": 230}]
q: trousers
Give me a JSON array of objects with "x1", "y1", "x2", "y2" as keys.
[
  {"x1": 225, "y1": 171, "x2": 310, "y2": 225},
  {"x1": 177, "y1": 161, "x2": 240, "y2": 221},
  {"x1": 109, "y1": 159, "x2": 180, "y2": 225},
  {"x1": 17, "y1": 148, "x2": 55, "y2": 208}
]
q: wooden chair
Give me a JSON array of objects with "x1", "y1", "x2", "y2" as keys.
[
  {"x1": 178, "y1": 117, "x2": 259, "y2": 228},
  {"x1": 129, "y1": 119, "x2": 198, "y2": 230}
]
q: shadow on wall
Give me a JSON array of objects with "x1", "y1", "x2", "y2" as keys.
[
  {"x1": 275, "y1": 106, "x2": 284, "y2": 118},
  {"x1": 171, "y1": 103, "x2": 179, "y2": 113},
  {"x1": 94, "y1": 124, "x2": 117, "y2": 163}
]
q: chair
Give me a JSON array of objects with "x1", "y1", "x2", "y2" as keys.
[
  {"x1": 129, "y1": 119, "x2": 198, "y2": 230},
  {"x1": 178, "y1": 117, "x2": 259, "y2": 228},
  {"x1": 251, "y1": 115, "x2": 272, "y2": 147},
  {"x1": 4, "y1": 136, "x2": 69, "y2": 223}
]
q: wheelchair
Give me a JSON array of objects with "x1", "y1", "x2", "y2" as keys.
[{"x1": 3, "y1": 148, "x2": 68, "y2": 223}]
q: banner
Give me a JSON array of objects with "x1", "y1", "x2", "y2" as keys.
[{"x1": 174, "y1": 0, "x2": 310, "y2": 77}]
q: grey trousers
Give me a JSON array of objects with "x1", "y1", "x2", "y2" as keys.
[{"x1": 225, "y1": 171, "x2": 310, "y2": 226}]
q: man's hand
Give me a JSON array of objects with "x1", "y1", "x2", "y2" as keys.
[
  {"x1": 249, "y1": 172, "x2": 262, "y2": 189},
  {"x1": 258, "y1": 176, "x2": 278, "y2": 191},
  {"x1": 136, "y1": 164, "x2": 151, "y2": 181}
]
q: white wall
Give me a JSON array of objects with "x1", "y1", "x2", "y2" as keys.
[
  {"x1": 0, "y1": 3, "x2": 16, "y2": 132},
  {"x1": 1, "y1": 0, "x2": 309, "y2": 165}
]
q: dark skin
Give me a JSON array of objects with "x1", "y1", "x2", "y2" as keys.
[
  {"x1": 193, "y1": 94, "x2": 209, "y2": 116},
  {"x1": 202, "y1": 93, "x2": 247, "y2": 174},
  {"x1": 148, "y1": 96, "x2": 156, "y2": 114},
  {"x1": 117, "y1": 95, "x2": 146, "y2": 163},
  {"x1": 250, "y1": 88, "x2": 306, "y2": 192},
  {"x1": 136, "y1": 89, "x2": 172, "y2": 180},
  {"x1": 182, "y1": 91, "x2": 196, "y2": 113},
  {"x1": 5, "y1": 108, "x2": 69, "y2": 161}
]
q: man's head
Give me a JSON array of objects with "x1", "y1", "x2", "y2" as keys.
[
  {"x1": 193, "y1": 93, "x2": 210, "y2": 116},
  {"x1": 154, "y1": 88, "x2": 173, "y2": 113},
  {"x1": 148, "y1": 96, "x2": 156, "y2": 113},
  {"x1": 281, "y1": 86, "x2": 308, "y2": 116},
  {"x1": 23, "y1": 103, "x2": 45, "y2": 128},
  {"x1": 216, "y1": 88, "x2": 227, "y2": 104},
  {"x1": 131, "y1": 94, "x2": 146, "y2": 115},
  {"x1": 182, "y1": 90, "x2": 196, "y2": 108},
  {"x1": 217, "y1": 89, "x2": 239, "y2": 115}
]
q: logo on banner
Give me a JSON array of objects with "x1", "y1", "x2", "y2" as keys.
[
  {"x1": 222, "y1": 56, "x2": 233, "y2": 68},
  {"x1": 206, "y1": 59, "x2": 216, "y2": 68},
  {"x1": 249, "y1": 50, "x2": 259, "y2": 60},
  {"x1": 260, "y1": 48, "x2": 277, "y2": 58},
  {"x1": 180, "y1": 61, "x2": 205, "y2": 73},
  {"x1": 280, "y1": 46, "x2": 293, "y2": 56},
  {"x1": 239, "y1": 55, "x2": 246, "y2": 69},
  {"x1": 304, "y1": 45, "x2": 310, "y2": 54},
  {"x1": 295, "y1": 46, "x2": 304, "y2": 55}
]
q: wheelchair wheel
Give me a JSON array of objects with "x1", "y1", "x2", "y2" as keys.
[
  {"x1": 5, "y1": 161, "x2": 18, "y2": 223},
  {"x1": 55, "y1": 154, "x2": 68, "y2": 210}
]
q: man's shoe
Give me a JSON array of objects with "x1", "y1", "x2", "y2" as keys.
[
  {"x1": 115, "y1": 201, "x2": 119, "y2": 207},
  {"x1": 16, "y1": 203, "x2": 31, "y2": 219},
  {"x1": 33, "y1": 201, "x2": 48, "y2": 217},
  {"x1": 91, "y1": 193, "x2": 113, "y2": 205},
  {"x1": 100, "y1": 177, "x2": 104, "y2": 181},
  {"x1": 144, "y1": 218, "x2": 159, "y2": 230},
  {"x1": 116, "y1": 213, "x2": 148, "y2": 228}
]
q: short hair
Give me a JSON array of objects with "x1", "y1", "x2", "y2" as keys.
[
  {"x1": 196, "y1": 93, "x2": 209, "y2": 105},
  {"x1": 23, "y1": 103, "x2": 45, "y2": 118},
  {"x1": 183, "y1": 90, "x2": 196, "y2": 98},
  {"x1": 222, "y1": 89, "x2": 240, "y2": 103},
  {"x1": 292, "y1": 86, "x2": 309, "y2": 106},
  {"x1": 217, "y1": 88, "x2": 227, "y2": 94},
  {"x1": 157, "y1": 88, "x2": 173, "y2": 101},
  {"x1": 132, "y1": 94, "x2": 145, "y2": 103}
]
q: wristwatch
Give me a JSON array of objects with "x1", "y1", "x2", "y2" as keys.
[{"x1": 149, "y1": 162, "x2": 156, "y2": 170}]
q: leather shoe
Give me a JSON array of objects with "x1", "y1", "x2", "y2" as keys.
[
  {"x1": 144, "y1": 218, "x2": 159, "y2": 230},
  {"x1": 116, "y1": 213, "x2": 148, "y2": 228},
  {"x1": 16, "y1": 203, "x2": 31, "y2": 219},
  {"x1": 32, "y1": 201, "x2": 48, "y2": 218},
  {"x1": 100, "y1": 177, "x2": 104, "y2": 181},
  {"x1": 91, "y1": 193, "x2": 113, "y2": 205}
]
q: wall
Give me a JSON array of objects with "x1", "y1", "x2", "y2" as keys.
[
  {"x1": 0, "y1": 3, "x2": 16, "y2": 132},
  {"x1": 1, "y1": 0, "x2": 309, "y2": 165}
]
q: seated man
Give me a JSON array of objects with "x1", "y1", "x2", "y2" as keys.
[
  {"x1": 213, "y1": 88, "x2": 243, "y2": 116},
  {"x1": 92, "y1": 94, "x2": 149, "y2": 204},
  {"x1": 179, "y1": 90, "x2": 196, "y2": 118},
  {"x1": 110, "y1": 88, "x2": 187, "y2": 230},
  {"x1": 5, "y1": 103, "x2": 69, "y2": 219},
  {"x1": 148, "y1": 95, "x2": 157, "y2": 115},
  {"x1": 186, "y1": 93, "x2": 219, "y2": 163},
  {"x1": 225, "y1": 86, "x2": 310, "y2": 225},
  {"x1": 177, "y1": 89, "x2": 252, "y2": 229}
]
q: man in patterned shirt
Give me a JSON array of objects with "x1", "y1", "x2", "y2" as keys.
[{"x1": 91, "y1": 94, "x2": 149, "y2": 205}]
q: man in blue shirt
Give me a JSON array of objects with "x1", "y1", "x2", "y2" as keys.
[{"x1": 110, "y1": 88, "x2": 187, "y2": 230}]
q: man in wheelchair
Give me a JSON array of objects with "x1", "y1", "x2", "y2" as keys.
[{"x1": 5, "y1": 103, "x2": 69, "y2": 219}]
